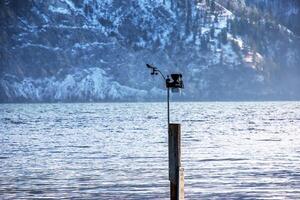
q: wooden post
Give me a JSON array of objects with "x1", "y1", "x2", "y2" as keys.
[{"x1": 169, "y1": 124, "x2": 184, "y2": 200}]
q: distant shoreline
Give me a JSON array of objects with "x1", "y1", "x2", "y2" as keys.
[{"x1": 1, "y1": 99, "x2": 300, "y2": 104}]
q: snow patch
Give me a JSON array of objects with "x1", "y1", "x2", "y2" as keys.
[{"x1": 49, "y1": 5, "x2": 70, "y2": 15}]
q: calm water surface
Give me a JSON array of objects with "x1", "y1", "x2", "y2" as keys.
[{"x1": 1, "y1": 102, "x2": 300, "y2": 199}]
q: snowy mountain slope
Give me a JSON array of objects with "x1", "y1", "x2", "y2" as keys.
[
  {"x1": 216, "y1": 0, "x2": 300, "y2": 96},
  {"x1": 1, "y1": 68, "x2": 150, "y2": 102},
  {"x1": 0, "y1": 0, "x2": 299, "y2": 102}
]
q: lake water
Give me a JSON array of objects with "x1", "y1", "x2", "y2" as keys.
[{"x1": 1, "y1": 102, "x2": 300, "y2": 199}]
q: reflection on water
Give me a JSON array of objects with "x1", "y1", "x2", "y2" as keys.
[{"x1": 1, "y1": 102, "x2": 300, "y2": 199}]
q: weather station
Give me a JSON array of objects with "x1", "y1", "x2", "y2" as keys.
[{"x1": 146, "y1": 64, "x2": 185, "y2": 200}]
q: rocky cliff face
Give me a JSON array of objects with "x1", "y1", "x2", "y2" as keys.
[{"x1": 1, "y1": 0, "x2": 299, "y2": 102}]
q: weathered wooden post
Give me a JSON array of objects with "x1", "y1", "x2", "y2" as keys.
[
  {"x1": 146, "y1": 64, "x2": 184, "y2": 199},
  {"x1": 169, "y1": 123, "x2": 184, "y2": 200}
]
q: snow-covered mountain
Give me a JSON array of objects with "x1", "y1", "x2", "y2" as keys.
[{"x1": 1, "y1": 0, "x2": 299, "y2": 102}]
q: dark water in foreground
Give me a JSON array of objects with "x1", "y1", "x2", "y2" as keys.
[{"x1": 1, "y1": 102, "x2": 300, "y2": 199}]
